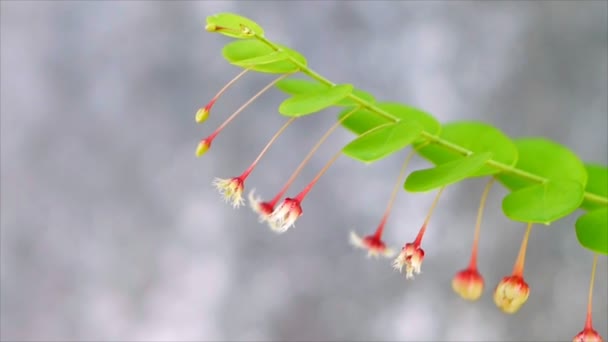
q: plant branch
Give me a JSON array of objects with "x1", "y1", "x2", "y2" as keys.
[{"x1": 253, "y1": 33, "x2": 607, "y2": 207}]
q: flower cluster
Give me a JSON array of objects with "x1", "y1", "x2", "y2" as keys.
[{"x1": 195, "y1": 71, "x2": 604, "y2": 342}]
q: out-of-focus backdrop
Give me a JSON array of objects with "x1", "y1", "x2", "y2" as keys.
[{"x1": 1, "y1": 1, "x2": 607, "y2": 341}]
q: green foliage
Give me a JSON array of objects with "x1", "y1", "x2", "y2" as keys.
[
  {"x1": 278, "y1": 84, "x2": 354, "y2": 116},
  {"x1": 416, "y1": 121, "x2": 518, "y2": 177},
  {"x1": 205, "y1": 12, "x2": 608, "y2": 255},
  {"x1": 581, "y1": 164, "x2": 608, "y2": 210},
  {"x1": 222, "y1": 40, "x2": 306, "y2": 73},
  {"x1": 339, "y1": 102, "x2": 440, "y2": 143},
  {"x1": 502, "y1": 180, "x2": 585, "y2": 224},
  {"x1": 576, "y1": 208, "x2": 608, "y2": 254},
  {"x1": 276, "y1": 78, "x2": 375, "y2": 106},
  {"x1": 342, "y1": 122, "x2": 423, "y2": 163},
  {"x1": 404, "y1": 152, "x2": 493, "y2": 192},
  {"x1": 206, "y1": 13, "x2": 264, "y2": 39},
  {"x1": 496, "y1": 138, "x2": 587, "y2": 191}
]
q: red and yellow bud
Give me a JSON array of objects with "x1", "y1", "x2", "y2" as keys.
[
  {"x1": 493, "y1": 275, "x2": 530, "y2": 314},
  {"x1": 573, "y1": 328, "x2": 604, "y2": 342},
  {"x1": 196, "y1": 138, "x2": 212, "y2": 157},
  {"x1": 452, "y1": 268, "x2": 484, "y2": 301},
  {"x1": 195, "y1": 106, "x2": 210, "y2": 123}
]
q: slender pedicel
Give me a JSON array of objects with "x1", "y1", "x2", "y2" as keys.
[
  {"x1": 196, "y1": 73, "x2": 291, "y2": 157},
  {"x1": 195, "y1": 68, "x2": 251, "y2": 123}
]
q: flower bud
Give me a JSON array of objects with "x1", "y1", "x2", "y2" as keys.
[
  {"x1": 195, "y1": 107, "x2": 210, "y2": 123},
  {"x1": 493, "y1": 275, "x2": 530, "y2": 314},
  {"x1": 452, "y1": 268, "x2": 484, "y2": 301},
  {"x1": 196, "y1": 138, "x2": 211, "y2": 157},
  {"x1": 573, "y1": 328, "x2": 604, "y2": 342}
]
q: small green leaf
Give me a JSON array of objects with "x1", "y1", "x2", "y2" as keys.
[
  {"x1": 276, "y1": 78, "x2": 326, "y2": 95},
  {"x1": 342, "y1": 122, "x2": 423, "y2": 163},
  {"x1": 339, "y1": 102, "x2": 440, "y2": 143},
  {"x1": 206, "y1": 13, "x2": 264, "y2": 39},
  {"x1": 575, "y1": 208, "x2": 608, "y2": 255},
  {"x1": 276, "y1": 78, "x2": 375, "y2": 107},
  {"x1": 497, "y1": 138, "x2": 587, "y2": 191},
  {"x1": 416, "y1": 121, "x2": 518, "y2": 177},
  {"x1": 502, "y1": 180, "x2": 585, "y2": 224},
  {"x1": 232, "y1": 51, "x2": 289, "y2": 67},
  {"x1": 404, "y1": 152, "x2": 493, "y2": 192},
  {"x1": 278, "y1": 84, "x2": 354, "y2": 117},
  {"x1": 222, "y1": 40, "x2": 306, "y2": 74},
  {"x1": 581, "y1": 164, "x2": 608, "y2": 210}
]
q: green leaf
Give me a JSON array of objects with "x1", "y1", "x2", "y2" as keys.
[
  {"x1": 404, "y1": 152, "x2": 493, "y2": 192},
  {"x1": 222, "y1": 40, "x2": 306, "y2": 74},
  {"x1": 416, "y1": 121, "x2": 518, "y2": 177},
  {"x1": 581, "y1": 164, "x2": 608, "y2": 210},
  {"x1": 232, "y1": 51, "x2": 289, "y2": 67},
  {"x1": 276, "y1": 78, "x2": 326, "y2": 95},
  {"x1": 276, "y1": 78, "x2": 375, "y2": 107},
  {"x1": 575, "y1": 208, "x2": 608, "y2": 254},
  {"x1": 496, "y1": 138, "x2": 587, "y2": 191},
  {"x1": 502, "y1": 180, "x2": 585, "y2": 224},
  {"x1": 342, "y1": 122, "x2": 423, "y2": 163},
  {"x1": 278, "y1": 84, "x2": 354, "y2": 117},
  {"x1": 206, "y1": 13, "x2": 264, "y2": 39},
  {"x1": 339, "y1": 102, "x2": 440, "y2": 143}
]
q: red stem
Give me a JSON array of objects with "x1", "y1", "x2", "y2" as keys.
[
  {"x1": 269, "y1": 106, "x2": 360, "y2": 205},
  {"x1": 512, "y1": 222, "x2": 533, "y2": 277},
  {"x1": 240, "y1": 117, "x2": 297, "y2": 180},
  {"x1": 585, "y1": 254, "x2": 599, "y2": 329},
  {"x1": 414, "y1": 187, "x2": 445, "y2": 246},
  {"x1": 372, "y1": 149, "x2": 416, "y2": 240},
  {"x1": 208, "y1": 74, "x2": 290, "y2": 142},
  {"x1": 468, "y1": 178, "x2": 495, "y2": 270},
  {"x1": 294, "y1": 149, "x2": 342, "y2": 201}
]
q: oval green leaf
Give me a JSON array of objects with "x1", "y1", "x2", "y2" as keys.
[
  {"x1": 222, "y1": 40, "x2": 306, "y2": 74},
  {"x1": 416, "y1": 121, "x2": 518, "y2": 177},
  {"x1": 339, "y1": 102, "x2": 440, "y2": 140},
  {"x1": 575, "y1": 208, "x2": 608, "y2": 254},
  {"x1": 276, "y1": 78, "x2": 326, "y2": 95},
  {"x1": 496, "y1": 138, "x2": 587, "y2": 191},
  {"x1": 276, "y1": 79, "x2": 375, "y2": 107},
  {"x1": 206, "y1": 13, "x2": 264, "y2": 39},
  {"x1": 278, "y1": 84, "x2": 354, "y2": 117},
  {"x1": 581, "y1": 163, "x2": 608, "y2": 211},
  {"x1": 502, "y1": 180, "x2": 585, "y2": 224},
  {"x1": 342, "y1": 122, "x2": 423, "y2": 163},
  {"x1": 404, "y1": 152, "x2": 493, "y2": 192},
  {"x1": 232, "y1": 51, "x2": 289, "y2": 67}
]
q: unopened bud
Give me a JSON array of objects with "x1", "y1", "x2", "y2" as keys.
[
  {"x1": 493, "y1": 275, "x2": 530, "y2": 314},
  {"x1": 205, "y1": 23, "x2": 217, "y2": 32},
  {"x1": 196, "y1": 138, "x2": 211, "y2": 157},
  {"x1": 452, "y1": 268, "x2": 484, "y2": 301},
  {"x1": 195, "y1": 107, "x2": 210, "y2": 123}
]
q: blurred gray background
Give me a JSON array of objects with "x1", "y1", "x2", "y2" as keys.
[{"x1": 1, "y1": 1, "x2": 607, "y2": 341}]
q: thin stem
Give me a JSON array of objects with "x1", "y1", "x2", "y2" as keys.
[
  {"x1": 213, "y1": 68, "x2": 251, "y2": 102},
  {"x1": 295, "y1": 149, "x2": 342, "y2": 201},
  {"x1": 414, "y1": 186, "x2": 446, "y2": 246},
  {"x1": 585, "y1": 254, "x2": 599, "y2": 329},
  {"x1": 208, "y1": 74, "x2": 291, "y2": 141},
  {"x1": 268, "y1": 107, "x2": 361, "y2": 206},
  {"x1": 468, "y1": 178, "x2": 495, "y2": 270},
  {"x1": 241, "y1": 117, "x2": 297, "y2": 180},
  {"x1": 374, "y1": 149, "x2": 417, "y2": 239},
  {"x1": 512, "y1": 222, "x2": 533, "y2": 277},
  {"x1": 252, "y1": 33, "x2": 608, "y2": 207}
]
